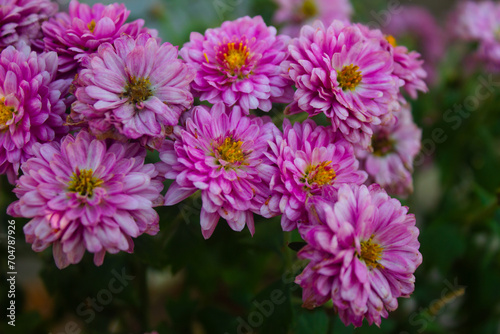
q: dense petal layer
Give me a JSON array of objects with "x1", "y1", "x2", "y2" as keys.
[
  {"x1": 7, "y1": 130, "x2": 164, "y2": 268},
  {"x1": 295, "y1": 184, "x2": 422, "y2": 327},
  {"x1": 159, "y1": 103, "x2": 278, "y2": 237}
]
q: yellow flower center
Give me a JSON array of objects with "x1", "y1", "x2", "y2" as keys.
[
  {"x1": 386, "y1": 35, "x2": 397, "y2": 47},
  {"x1": 359, "y1": 235, "x2": 384, "y2": 269},
  {"x1": 0, "y1": 98, "x2": 14, "y2": 129},
  {"x1": 305, "y1": 161, "x2": 336, "y2": 187},
  {"x1": 124, "y1": 76, "x2": 152, "y2": 104},
  {"x1": 222, "y1": 42, "x2": 250, "y2": 73},
  {"x1": 217, "y1": 137, "x2": 245, "y2": 164},
  {"x1": 87, "y1": 19, "x2": 96, "y2": 33},
  {"x1": 372, "y1": 131, "x2": 394, "y2": 156},
  {"x1": 300, "y1": 0, "x2": 318, "y2": 18},
  {"x1": 337, "y1": 64, "x2": 363, "y2": 91},
  {"x1": 68, "y1": 169, "x2": 103, "y2": 197}
]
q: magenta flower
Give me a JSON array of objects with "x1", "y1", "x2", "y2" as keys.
[
  {"x1": 355, "y1": 23, "x2": 427, "y2": 100},
  {"x1": 180, "y1": 16, "x2": 293, "y2": 113},
  {"x1": 357, "y1": 104, "x2": 421, "y2": 197},
  {"x1": 285, "y1": 20, "x2": 401, "y2": 149},
  {"x1": 296, "y1": 184, "x2": 422, "y2": 327},
  {"x1": 389, "y1": 39, "x2": 428, "y2": 99},
  {"x1": 263, "y1": 119, "x2": 366, "y2": 231},
  {"x1": 7, "y1": 131, "x2": 164, "y2": 269},
  {"x1": 72, "y1": 33, "x2": 195, "y2": 149},
  {"x1": 0, "y1": 43, "x2": 70, "y2": 184},
  {"x1": 0, "y1": 0, "x2": 57, "y2": 50},
  {"x1": 449, "y1": 1, "x2": 500, "y2": 42},
  {"x1": 41, "y1": 0, "x2": 156, "y2": 75},
  {"x1": 273, "y1": 0, "x2": 353, "y2": 37},
  {"x1": 159, "y1": 102, "x2": 277, "y2": 238},
  {"x1": 448, "y1": 1, "x2": 500, "y2": 71},
  {"x1": 383, "y1": 6, "x2": 445, "y2": 84}
]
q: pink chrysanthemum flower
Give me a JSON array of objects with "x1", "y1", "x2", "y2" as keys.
[
  {"x1": 273, "y1": 0, "x2": 352, "y2": 37},
  {"x1": 72, "y1": 33, "x2": 195, "y2": 149},
  {"x1": 296, "y1": 184, "x2": 422, "y2": 327},
  {"x1": 383, "y1": 6, "x2": 445, "y2": 84},
  {"x1": 355, "y1": 23, "x2": 428, "y2": 100},
  {"x1": 0, "y1": 43, "x2": 70, "y2": 184},
  {"x1": 357, "y1": 104, "x2": 421, "y2": 197},
  {"x1": 262, "y1": 119, "x2": 366, "y2": 231},
  {"x1": 159, "y1": 102, "x2": 277, "y2": 238},
  {"x1": 450, "y1": 1, "x2": 500, "y2": 42},
  {"x1": 285, "y1": 20, "x2": 401, "y2": 149},
  {"x1": 41, "y1": 0, "x2": 157, "y2": 75},
  {"x1": 0, "y1": 0, "x2": 57, "y2": 50},
  {"x1": 7, "y1": 131, "x2": 164, "y2": 269},
  {"x1": 180, "y1": 16, "x2": 293, "y2": 113},
  {"x1": 448, "y1": 1, "x2": 500, "y2": 71},
  {"x1": 388, "y1": 39, "x2": 427, "y2": 99}
]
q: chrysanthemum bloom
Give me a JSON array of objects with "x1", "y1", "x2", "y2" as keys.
[
  {"x1": 41, "y1": 0, "x2": 157, "y2": 75},
  {"x1": 263, "y1": 119, "x2": 366, "y2": 231},
  {"x1": 449, "y1": 1, "x2": 500, "y2": 42},
  {"x1": 0, "y1": 0, "x2": 57, "y2": 50},
  {"x1": 273, "y1": 0, "x2": 352, "y2": 37},
  {"x1": 7, "y1": 131, "x2": 164, "y2": 269},
  {"x1": 72, "y1": 33, "x2": 195, "y2": 148},
  {"x1": 448, "y1": 1, "x2": 500, "y2": 71},
  {"x1": 296, "y1": 184, "x2": 422, "y2": 327},
  {"x1": 356, "y1": 104, "x2": 421, "y2": 197},
  {"x1": 387, "y1": 38, "x2": 427, "y2": 99},
  {"x1": 0, "y1": 43, "x2": 70, "y2": 184},
  {"x1": 285, "y1": 20, "x2": 401, "y2": 149},
  {"x1": 180, "y1": 16, "x2": 293, "y2": 113},
  {"x1": 383, "y1": 6, "x2": 445, "y2": 84},
  {"x1": 355, "y1": 23, "x2": 427, "y2": 100},
  {"x1": 159, "y1": 102, "x2": 277, "y2": 238}
]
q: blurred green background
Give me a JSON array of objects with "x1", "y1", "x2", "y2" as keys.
[{"x1": 1, "y1": 0, "x2": 500, "y2": 333}]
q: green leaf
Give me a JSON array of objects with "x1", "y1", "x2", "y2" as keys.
[
  {"x1": 288, "y1": 242, "x2": 307, "y2": 252},
  {"x1": 293, "y1": 308, "x2": 330, "y2": 334}
]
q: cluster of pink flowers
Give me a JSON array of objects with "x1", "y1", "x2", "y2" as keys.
[
  {"x1": 2, "y1": 0, "x2": 426, "y2": 328},
  {"x1": 3, "y1": 0, "x2": 186, "y2": 268},
  {"x1": 449, "y1": 1, "x2": 500, "y2": 71},
  {"x1": 166, "y1": 12, "x2": 424, "y2": 327}
]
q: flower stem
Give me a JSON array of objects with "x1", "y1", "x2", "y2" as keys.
[
  {"x1": 284, "y1": 231, "x2": 293, "y2": 270},
  {"x1": 328, "y1": 316, "x2": 335, "y2": 334},
  {"x1": 134, "y1": 260, "x2": 149, "y2": 330}
]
